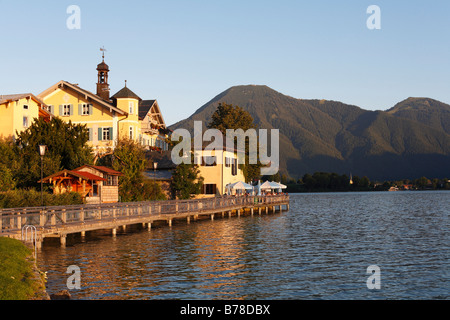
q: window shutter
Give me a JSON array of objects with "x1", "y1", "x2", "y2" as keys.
[
  {"x1": 88, "y1": 128, "x2": 93, "y2": 141},
  {"x1": 89, "y1": 104, "x2": 93, "y2": 115},
  {"x1": 78, "y1": 104, "x2": 82, "y2": 115},
  {"x1": 109, "y1": 127, "x2": 114, "y2": 141},
  {"x1": 98, "y1": 127, "x2": 103, "y2": 141},
  {"x1": 69, "y1": 104, "x2": 74, "y2": 116},
  {"x1": 59, "y1": 105, "x2": 63, "y2": 116}
]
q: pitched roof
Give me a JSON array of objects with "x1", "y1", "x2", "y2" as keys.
[
  {"x1": 139, "y1": 99, "x2": 156, "y2": 119},
  {"x1": 72, "y1": 171, "x2": 107, "y2": 181},
  {"x1": 38, "y1": 169, "x2": 106, "y2": 183},
  {"x1": 37, "y1": 80, "x2": 126, "y2": 115},
  {"x1": 0, "y1": 93, "x2": 52, "y2": 120},
  {"x1": 0, "y1": 93, "x2": 47, "y2": 106},
  {"x1": 111, "y1": 86, "x2": 142, "y2": 101},
  {"x1": 75, "y1": 165, "x2": 124, "y2": 176},
  {"x1": 139, "y1": 99, "x2": 167, "y2": 128}
]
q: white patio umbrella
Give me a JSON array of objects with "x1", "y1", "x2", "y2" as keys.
[
  {"x1": 260, "y1": 180, "x2": 273, "y2": 190},
  {"x1": 270, "y1": 181, "x2": 287, "y2": 189},
  {"x1": 227, "y1": 181, "x2": 253, "y2": 190},
  {"x1": 270, "y1": 181, "x2": 287, "y2": 193},
  {"x1": 226, "y1": 181, "x2": 253, "y2": 195}
]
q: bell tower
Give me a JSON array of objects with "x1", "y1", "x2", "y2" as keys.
[{"x1": 96, "y1": 47, "x2": 110, "y2": 100}]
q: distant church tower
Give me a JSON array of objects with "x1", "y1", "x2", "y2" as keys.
[{"x1": 96, "y1": 47, "x2": 110, "y2": 100}]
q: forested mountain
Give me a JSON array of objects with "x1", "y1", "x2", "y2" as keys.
[{"x1": 170, "y1": 85, "x2": 450, "y2": 180}]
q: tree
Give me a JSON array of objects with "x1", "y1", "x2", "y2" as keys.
[
  {"x1": 171, "y1": 162, "x2": 204, "y2": 199},
  {"x1": 415, "y1": 176, "x2": 429, "y2": 189},
  {"x1": 302, "y1": 173, "x2": 314, "y2": 190},
  {"x1": 14, "y1": 117, "x2": 93, "y2": 188},
  {"x1": 108, "y1": 139, "x2": 145, "y2": 202},
  {"x1": 102, "y1": 139, "x2": 166, "y2": 202},
  {"x1": 207, "y1": 103, "x2": 262, "y2": 182},
  {"x1": 208, "y1": 103, "x2": 256, "y2": 134},
  {"x1": 0, "y1": 138, "x2": 18, "y2": 191}
]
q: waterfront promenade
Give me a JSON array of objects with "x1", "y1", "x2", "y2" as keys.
[{"x1": 0, "y1": 195, "x2": 289, "y2": 247}]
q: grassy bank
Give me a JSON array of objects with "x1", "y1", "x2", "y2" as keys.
[{"x1": 0, "y1": 237, "x2": 48, "y2": 300}]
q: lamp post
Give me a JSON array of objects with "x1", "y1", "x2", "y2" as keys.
[{"x1": 39, "y1": 145, "x2": 46, "y2": 206}]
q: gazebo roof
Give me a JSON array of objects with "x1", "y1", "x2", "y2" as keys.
[{"x1": 38, "y1": 169, "x2": 106, "y2": 183}]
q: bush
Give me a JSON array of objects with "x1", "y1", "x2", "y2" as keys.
[{"x1": 0, "y1": 189, "x2": 83, "y2": 208}]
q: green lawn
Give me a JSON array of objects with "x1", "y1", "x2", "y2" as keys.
[{"x1": 0, "y1": 237, "x2": 46, "y2": 300}]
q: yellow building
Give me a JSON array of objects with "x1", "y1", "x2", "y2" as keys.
[
  {"x1": 37, "y1": 57, "x2": 169, "y2": 155},
  {"x1": 0, "y1": 93, "x2": 51, "y2": 139},
  {"x1": 195, "y1": 146, "x2": 246, "y2": 196}
]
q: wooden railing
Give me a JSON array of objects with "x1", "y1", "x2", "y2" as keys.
[{"x1": 0, "y1": 195, "x2": 289, "y2": 234}]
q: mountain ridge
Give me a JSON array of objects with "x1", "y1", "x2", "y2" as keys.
[{"x1": 169, "y1": 85, "x2": 450, "y2": 180}]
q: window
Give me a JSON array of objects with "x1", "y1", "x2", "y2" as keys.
[
  {"x1": 23, "y1": 105, "x2": 28, "y2": 110},
  {"x1": 48, "y1": 105, "x2": 54, "y2": 115},
  {"x1": 129, "y1": 102, "x2": 134, "y2": 114},
  {"x1": 98, "y1": 127, "x2": 113, "y2": 141},
  {"x1": 129, "y1": 126, "x2": 133, "y2": 140},
  {"x1": 79, "y1": 103, "x2": 92, "y2": 115},
  {"x1": 105, "y1": 175, "x2": 118, "y2": 186},
  {"x1": 62, "y1": 104, "x2": 71, "y2": 116},
  {"x1": 231, "y1": 158, "x2": 237, "y2": 176},
  {"x1": 203, "y1": 184, "x2": 217, "y2": 195},
  {"x1": 102, "y1": 127, "x2": 111, "y2": 141},
  {"x1": 225, "y1": 157, "x2": 231, "y2": 168},
  {"x1": 23, "y1": 116, "x2": 29, "y2": 128},
  {"x1": 202, "y1": 156, "x2": 217, "y2": 166}
]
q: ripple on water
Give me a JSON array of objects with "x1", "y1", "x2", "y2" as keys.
[{"x1": 38, "y1": 191, "x2": 450, "y2": 300}]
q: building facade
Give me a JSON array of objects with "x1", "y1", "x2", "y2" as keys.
[
  {"x1": 0, "y1": 93, "x2": 51, "y2": 139},
  {"x1": 195, "y1": 147, "x2": 246, "y2": 196},
  {"x1": 37, "y1": 57, "x2": 169, "y2": 155}
]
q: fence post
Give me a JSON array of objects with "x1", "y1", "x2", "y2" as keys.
[
  {"x1": 17, "y1": 212, "x2": 22, "y2": 230},
  {"x1": 50, "y1": 210, "x2": 56, "y2": 226},
  {"x1": 62, "y1": 209, "x2": 67, "y2": 223},
  {"x1": 40, "y1": 209, "x2": 45, "y2": 228}
]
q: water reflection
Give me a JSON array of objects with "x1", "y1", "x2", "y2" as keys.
[{"x1": 38, "y1": 191, "x2": 449, "y2": 299}]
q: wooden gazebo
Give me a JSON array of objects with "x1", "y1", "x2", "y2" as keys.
[{"x1": 39, "y1": 165, "x2": 123, "y2": 203}]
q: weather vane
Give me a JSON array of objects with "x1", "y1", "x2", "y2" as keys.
[{"x1": 100, "y1": 46, "x2": 107, "y2": 61}]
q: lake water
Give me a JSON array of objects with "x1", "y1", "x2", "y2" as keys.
[{"x1": 37, "y1": 191, "x2": 449, "y2": 300}]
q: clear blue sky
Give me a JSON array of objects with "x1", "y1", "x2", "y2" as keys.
[{"x1": 1, "y1": 0, "x2": 449, "y2": 126}]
